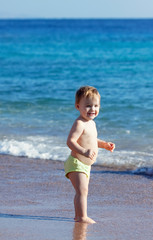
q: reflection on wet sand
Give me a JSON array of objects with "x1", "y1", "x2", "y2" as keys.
[{"x1": 73, "y1": 222, "x2": 88, "y2": 240}]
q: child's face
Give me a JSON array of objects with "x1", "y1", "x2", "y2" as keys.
[{"x1": 76, "y1": 95, "x2": 100, "y2": 121}]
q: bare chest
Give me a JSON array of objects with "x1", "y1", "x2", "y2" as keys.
[{"x1": 78, "y1": 122, "x2": 97, "y2": 146}]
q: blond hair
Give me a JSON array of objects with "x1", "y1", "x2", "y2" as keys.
[{"x1": 75, "y1": 86, "x2": 100, "y2": 105}]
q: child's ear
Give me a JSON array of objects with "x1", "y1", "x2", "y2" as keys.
[{"x1": 75, "y1": 103, "x2": 79, "y2": 110}]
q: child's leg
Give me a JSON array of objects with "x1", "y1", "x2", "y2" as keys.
[
  {"x1": 70, "y1": 172, "x2": 88, "y2": 220},
  {"x1": 68, "y1": 172, "x2": 95, "y2": 224}
]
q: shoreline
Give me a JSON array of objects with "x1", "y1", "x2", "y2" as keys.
[{"x1": 0, "y1": 154, "x2": 153, "y2": 239}]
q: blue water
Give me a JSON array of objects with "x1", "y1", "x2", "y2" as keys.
[{"x1": 0, "y1": 19, "x2": 153, "y2": 170}]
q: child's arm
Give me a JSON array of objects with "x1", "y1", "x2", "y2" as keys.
[
  {"x1": 67, "y1": 120, "x2": 96, "y2": 159},
  {"x1": 97, "y1": 139, "x2": 115, "y2": 152}
]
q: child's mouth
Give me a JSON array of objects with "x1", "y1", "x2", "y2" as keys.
[{"x1": 88, "y1": 113, "x2": 95, "y2": 117}]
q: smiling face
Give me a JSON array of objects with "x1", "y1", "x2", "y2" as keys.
[{"x1": 76, "y1": 95, "x2": 100, "y2": 121}]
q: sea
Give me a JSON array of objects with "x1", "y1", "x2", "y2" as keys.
[{"x1": 0, "y1": 19, "x2": 153, "y2": 173}]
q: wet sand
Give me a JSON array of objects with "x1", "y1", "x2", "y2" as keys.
[{"x1": 0, "y1": 154, "x2": 153, "y2": 240}]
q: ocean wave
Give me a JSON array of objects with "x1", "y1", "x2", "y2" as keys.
[
  {"x1": 97, "y1": 149, "x2": 153, "y2": 170},
  {"x1": 132, "y1": 167, "x2": 153, "y2": 176},
  {"x1": 0, "y1": 136, "x2": 69, "y2": 161},
  {"x1": 0, "y1": 136, "x2": 153, "y2": 172}
]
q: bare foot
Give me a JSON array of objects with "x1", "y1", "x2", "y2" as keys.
[{"x1": 76, "y1": 217, "x2": 96, "y2": 224}]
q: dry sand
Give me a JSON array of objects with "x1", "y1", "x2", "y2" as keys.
[{"x1": 0, "y1": 154, "x2": 153, "y2": 240}]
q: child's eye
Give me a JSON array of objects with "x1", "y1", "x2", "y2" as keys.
[{"x1": 86, "y1": 105, "x2": 91, "y2": 108}]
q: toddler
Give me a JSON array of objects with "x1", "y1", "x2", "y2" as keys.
[{"x1": 64, "y1": 86, "x2": 115, "y2": 224}]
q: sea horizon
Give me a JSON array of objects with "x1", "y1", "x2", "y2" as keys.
[{"x1": 0, "y1": 17, "x2": 153, "y2": 20}]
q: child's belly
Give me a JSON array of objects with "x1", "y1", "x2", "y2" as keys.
[{"x1": 73, "y1": 149, "x2": 98, "y2": 166}]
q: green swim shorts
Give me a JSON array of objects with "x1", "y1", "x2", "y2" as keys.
[{"x1": 64, "y1": 155, "x2": 91, "y2": 179}]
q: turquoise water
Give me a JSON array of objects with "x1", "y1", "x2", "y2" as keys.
[{"x1": 0, "y1": 19, "x2": 153, "y2": 170}]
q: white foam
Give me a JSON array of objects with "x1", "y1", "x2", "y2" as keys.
[
  {"x1": 0, "y1": 136, "x2": 70, "y2": 161},
  {"x1": 0, "y1": 136, "x2": 153, "y2": 170},
  {"x1": 132, "y1": 167, "x2": 153, "y2": 176},
  {"x1": 95, "y1": 149, "x2": 153, "y2": 169}
]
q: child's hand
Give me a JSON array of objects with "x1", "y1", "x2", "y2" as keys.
[
  {"x1": 84, "y1": 149, "x2": 96, "y2": 160},
  {"x1": 105, "y1": 142, "x2": 115, "y2": 152}
]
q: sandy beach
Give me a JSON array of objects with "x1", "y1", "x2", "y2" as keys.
[{"x1": 0, "y1": 154, "x2": 153, "y2": 240}]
